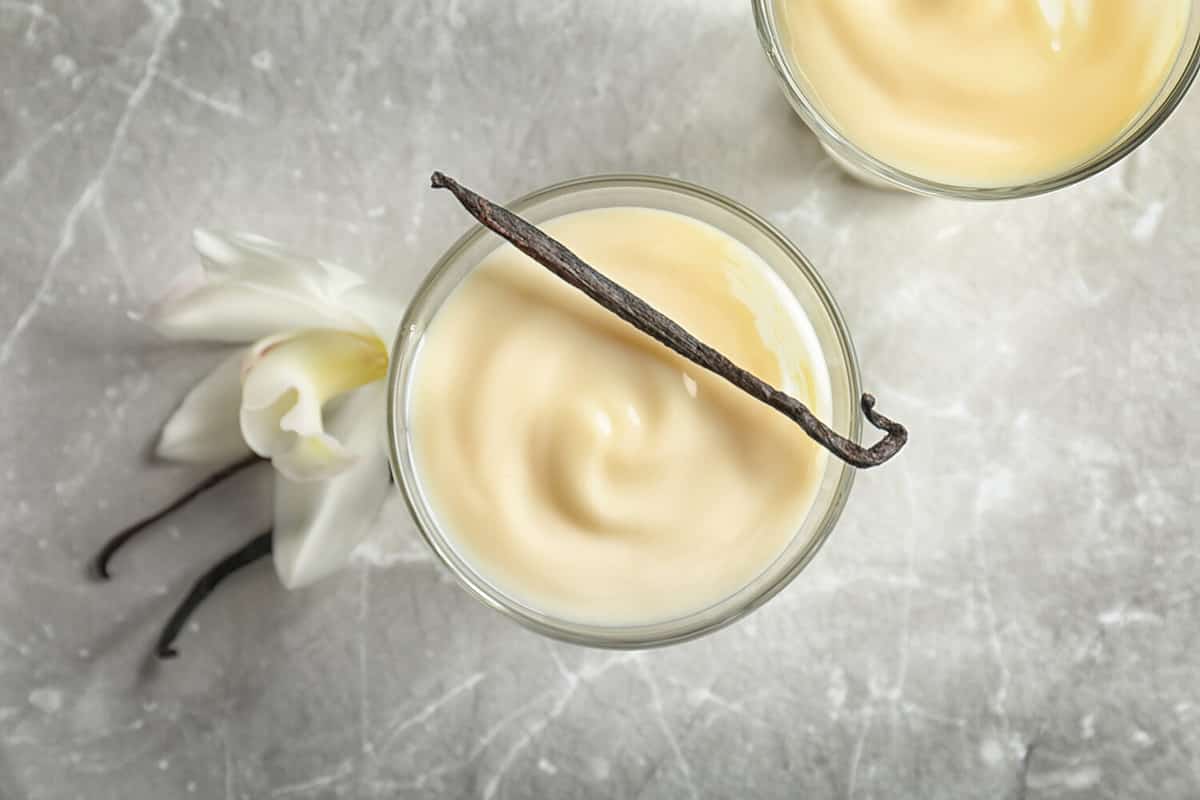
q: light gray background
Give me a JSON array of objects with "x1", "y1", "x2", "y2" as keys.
[{"x1": 2, "y1": 1, "x2": 1199, "y2": 798}]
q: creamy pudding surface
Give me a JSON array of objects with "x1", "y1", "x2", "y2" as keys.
[
  {"x1": 408, "y1": 207, "x2": 831, "y2": 624},
  {"x1": 775, "y1": 0, "x2": 1190, "y2": 185}
]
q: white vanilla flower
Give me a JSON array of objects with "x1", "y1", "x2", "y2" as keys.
[{"x1": 146, "y1": 230, "x2": 401, "y2": 588}]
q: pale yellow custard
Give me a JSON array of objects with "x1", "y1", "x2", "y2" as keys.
[
  {"x1": 408, "y1": 207, "x2": 830, "y2": 624},
  {"x1": 775, "y1": 0, "x2": 1190, "y2": 186}
]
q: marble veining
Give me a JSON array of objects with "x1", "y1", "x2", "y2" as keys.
[{"x1": 2, "y1": 1, "x2": 1199, "y2": 798}]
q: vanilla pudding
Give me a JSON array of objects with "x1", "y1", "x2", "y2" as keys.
[
  {"x1": 771, "y1": 0, "x2": 1191, "y2": 187},
  {"x1": 405, "y1": 205, "x2": 833, "y2": 626}
]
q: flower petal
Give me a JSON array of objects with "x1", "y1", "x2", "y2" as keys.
[
  {"x1": 194, "y1": 230, "x2": 363, "y2": 301},
  {"x1": 145, "y1": 230, "x2": 380, "y2": 344},
  {"x1": 156, "y1": 350, "x2": 254, "y2": 463},
  {"x1": 272, "y1": 384, "x2": 390, "y2": 589},
  {"x1": 338, "y1": 283, "x2": 405, "y2": 345},
  {"x1": 240, "y1": 329, "x2": 388, "y2": 481},
  {"x1": 204, "y1": 232, "x2": 407, "y2": 346},
  {"x1": 145, "y1": 277, "x2": 370, "y2": 343}
]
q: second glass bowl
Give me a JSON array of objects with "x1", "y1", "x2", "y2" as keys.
[{"x1": 752, "y1": 0, "x2": 1200, "y2": 200}]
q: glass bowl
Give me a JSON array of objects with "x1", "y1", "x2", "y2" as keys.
[
  {"x1": 752, "y1": 0, "x2": 1200, "y2": 199},
  {"x1": 386, "y1": 174, "x2": 861, "y2": 647}
]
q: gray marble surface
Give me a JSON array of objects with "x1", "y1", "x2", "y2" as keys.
[{"x1": 3, "y1": 1, "x2": 1200, "y2": 798}]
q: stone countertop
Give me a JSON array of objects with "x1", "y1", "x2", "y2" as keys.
[{"x1": 2, "y1": 2, "x2": 1199, "y2": 798}]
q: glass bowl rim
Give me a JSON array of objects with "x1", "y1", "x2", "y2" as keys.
[
  {"x1": 386, "y1": 172, "x2": 862, "y2": 647},
  {"x1": 751, "y1": 0, "x2": 1200, "y2": 200}
]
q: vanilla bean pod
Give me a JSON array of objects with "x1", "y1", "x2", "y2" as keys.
[
  {"x1": 430, "y1": 172, "x2": 907, "y2": 468},
  {"x1": 156, "y1": 530, "x2": 273, "y2": 659},
  {"x1": 94, "y1": 455, "x2": 262, "y2": 579}
]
